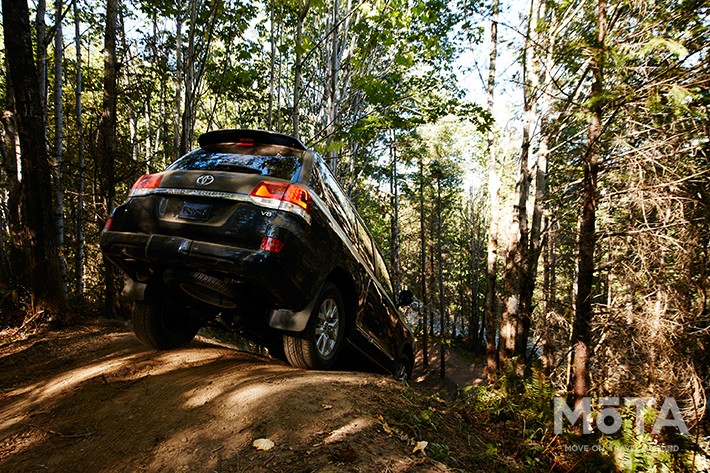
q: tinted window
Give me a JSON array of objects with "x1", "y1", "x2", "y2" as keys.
[
  {"x1": 355, "y1": 218, "x2": 374, "y2": 267},
  {"x1": 316, "y1": 158, "x2": 356, "y2": 242},
  {"x1": 373, "y1": 246, "x2": 394, "y2": 297},
  {"x1": 169, "y1": 144, "x2": 304, "y2": 181}
]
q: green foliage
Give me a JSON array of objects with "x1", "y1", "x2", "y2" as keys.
[{"x1": 454, "y1": 368, "x2": 706, "y2": 472}]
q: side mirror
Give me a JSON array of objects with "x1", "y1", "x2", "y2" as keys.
[{"x1": 397, "y1": 289, "x2": 414, "y2": 308}]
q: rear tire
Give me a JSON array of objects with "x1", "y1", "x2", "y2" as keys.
[
  {"x1": 283, "y1": 283, "x2": 345, "y2": 370},
  {"x1": 132, "y1": 296, "x2": 200, "y2": 349},
  {"x1": 393, "y1": 355, "x2": 412, "y2": 382}
]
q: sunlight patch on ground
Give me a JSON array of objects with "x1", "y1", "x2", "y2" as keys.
[
  {"x1": 144, "y1": 348, "x2": 232, "y2": 376},
  {"x1": 0, "y1": 353, "x2": 144, "y2": 431},
  {"x1": 323, "y1": 416, "x2": 374, "y2": 444},
  {"x1": 0, "y1": 348, "x2": 227, "y2": 435}
]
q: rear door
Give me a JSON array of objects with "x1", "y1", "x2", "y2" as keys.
[{"x1": 133, "y1": 140, "x2": 307, "y2": 249}]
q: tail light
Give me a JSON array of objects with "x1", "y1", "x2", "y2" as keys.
[
  {"x1": 250, "y1": 181, "x2": 312, "y2": 223},
  {"x1": 233, "y1": 138, "x2": 255, "y2": 147},
  {"x1": 260, "y1": 236, "x2": 284, "y2": 253},
  {"x1": 129, "y1": 173, "x2": 164, "y2": 196}
]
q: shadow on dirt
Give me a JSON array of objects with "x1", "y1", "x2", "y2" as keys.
[{"x1": 0, "y1": 321, "x2": 444, "y2": 472}]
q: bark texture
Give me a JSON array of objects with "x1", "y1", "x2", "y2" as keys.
[{"x1": 3, "y1": 0, "x2": 66, "y2": 312}]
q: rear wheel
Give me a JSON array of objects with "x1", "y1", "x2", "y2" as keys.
[
  {"x1": 393, "y1": 355, "x2": 412, "y2": 382},
  {"x1": 283, "y1": 283, "x2": 345, "y2": 370},
  {"x1": 132, "y1": 296, "x2": 200, "y2": 349}
]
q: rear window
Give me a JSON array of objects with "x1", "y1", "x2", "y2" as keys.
[{"x1": 168, "y1": 144, "x2": 304, "y2": 181}]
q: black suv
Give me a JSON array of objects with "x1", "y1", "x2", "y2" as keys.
[{"x1": 101, "y1": 129, "x2": 415, "y2": 379}]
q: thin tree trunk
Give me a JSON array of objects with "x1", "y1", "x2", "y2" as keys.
[
  {"x1": 179, "y1": 0, "x2": 197, "y2": 156},
  {"x1": 484, "y1": 0, "x2": 501, "y2": 377},
  {"x1": 73, "y1": 0, "x2": 85, "y2": 296},
  {"x1": 390, "y1": 133, "x2": 400, "y2": 295},
  {"x1": 325, "y1": 0, "x2": 341, "y2": 172},
  {"x1": 53, "y1": 0, "x2": 66, "y2": 294},
  {"x1": 174, "y1": 5, "x2": 183, "y2": 160},
  {"x1": 470, "y1": 194, "x2": 481, "y2": 352},
  {"x1": 429, "y1": 235, "x2": 435, "y2": 336},
  {"x1": 519, "y1": 116, "x2": 548, "y2": 358},
  {"x1": 514, "y1": 0, "x2": 545, "y2": 362},
  {"x1": 96, "y1": 0, "x2": 119, "y2": 316},
  {"x1": 437, "y1": 172, "x2": 445, "y2": 380},
  {"x1": 292, "y1": 0, "x2": 311, "y2": 139},
  {"x1": 419, "y1": 154, "x2": 428, "y2": 369},
  {"x1": 519, "y1": 0, "x2": 554, "y2": 363},
  {"x1": 144, "y1": 99, "x2": 152, "y2": 171},
  {"x1": 36, "y1": 0, "x2": 48, "y2": 111},
  {"x1": 3, "y1": 0, "x2": 66, "y2": 313},
  {"x1": 572, "y1": 0, "x2": 607, "y2": 413},
  {"x1": 541, "y1": 216, "x2": 554, "y2": 371},
  {"x1": 268, "y1": 0, "x2": 276, "y2": 129}
]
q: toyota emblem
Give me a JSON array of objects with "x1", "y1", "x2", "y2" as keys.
[{"x1": 196, "y1": 174, "x2": 214, "y2": 186}]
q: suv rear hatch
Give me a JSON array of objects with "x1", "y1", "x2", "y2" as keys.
[{"x1": 121, "y1": 130, "x2": 310, "y2": 250}]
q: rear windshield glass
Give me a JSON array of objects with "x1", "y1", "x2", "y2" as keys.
[{"x1": 168, "y1": 144, "x2": 304, "y2": 181}]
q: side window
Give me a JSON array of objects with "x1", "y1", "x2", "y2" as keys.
[
  {"x1": 317, "y1": 157, "x2": 356, "y2": 242},
  {"x1": 373, "y1": 247, "x2": 394, "y2": 297},
  {"x1": 355, "y1": 218, "x2": 374, "y2": 268},
  {"x1": 308, "y1": 162, "x2": 324, "y2": 197}
]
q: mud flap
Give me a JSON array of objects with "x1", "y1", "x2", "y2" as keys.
[
  {"x1": 122, "y1": 279, "x2": 147, "y2": 301},
  {"x1": 267, "y1": 285, "x2": 323, "y2": 333}
]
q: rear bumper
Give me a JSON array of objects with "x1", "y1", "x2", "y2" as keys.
[{"x1": 101, "y1": 230, "x2": 309, "y2": 309}]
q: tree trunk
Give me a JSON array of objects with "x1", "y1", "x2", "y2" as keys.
[
  {"x1": 0, "y1": 107, "x2": 23, "y2": 284},
  {"x1": 292, "y1": 0, "x2": 311, "y2": 139},
  {"x1": 268, "y1": 0, "x2": 276, "y2": 129},
  {"x1": 0, "y1": 110, "x2": 20, "y2": 234},
  {"x1": 96, "y1": 0, "x2": 119, "y2": 316},
  {"x1": 572, "y1": 0, "x2": 607, "y2": 412},
  {"x1": 429, "y1": 232, "x2": 435, "y2": 336},
  {"x1": 541, "y1": 216, "x2": 555, "y2": 371},
  {"x1": 73, "y1": 0, "x2": 85, "y2": 296},
  {"x1": 174, "y1": 5, "x2": 183, "y2": 160},
  {"x1": 179, "y1": 0, "x2": 197, "y2": 156},
  {"x1": 484, "y1": 0, "x2": 501, "y2": 377},
  {"x1": 53, "y1": 0, "x2": 67, "y2": 294},
  {"x1": 519, "y1": 115, "x2": 548, "y2": 359},
  {"x1": 324, "y1": 0, "x2": 342, "y2": 172},
  {"x1": 390, "y1": 133, "x2": 400, "y2": 295},
  {"x1": 3, "y1": 0, "x2": 66, "y2": 313},
  {"x1": 436, "y1": 171, "x2": 445, "y2": 380},
  {"x1": 470, "y1": 194, "x2": 481, "y2": 352},
  {"x1": 36, "y1": 0, "x2": 48, "y2": 111},
  {"x1": 516, "y1": 0, "x2": 547, "y2": 361},
  {"x1": 499, "y1": 0, "x2": 540, "y2": 368},
  {"x1": 276, "y1": 11, "x2": 283, "y2": 133},
  {"x1": 419, "y1": 153, "x2": 428, "y2": 369}
]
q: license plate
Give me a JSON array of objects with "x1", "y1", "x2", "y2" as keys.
[{"x1": 178, "y1": 202, "x2": 212, "y2": 221}]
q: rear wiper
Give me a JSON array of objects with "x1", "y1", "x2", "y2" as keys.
[{"x1": 213, "y1": 163, "x2": 262, "y2": 174}]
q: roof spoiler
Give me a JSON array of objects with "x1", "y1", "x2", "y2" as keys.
[{"x1": 198, "y1": 129, "x2": 307, "y2": 151}]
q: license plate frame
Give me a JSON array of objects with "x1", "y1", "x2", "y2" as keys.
[{"x1": 177, "y1": 202, "x2": 213, "y2": 221}]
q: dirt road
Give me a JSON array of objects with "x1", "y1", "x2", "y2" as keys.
[{"x1": 0, "y1": 320, "x2": 449, "y2": 472}]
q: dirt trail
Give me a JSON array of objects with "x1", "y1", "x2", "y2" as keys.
[
  {"x1": 0, "y1": 321, "x2": 453, "y2": 472},
  {"x1": 412, "y1": 344, "x2": 487, "y2": 395}
]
